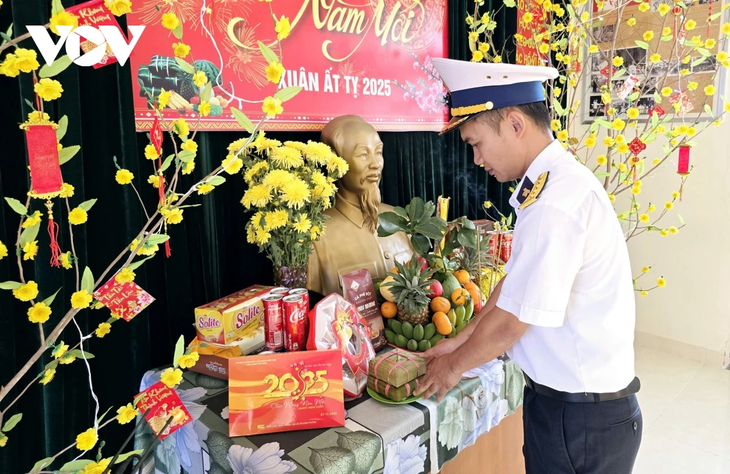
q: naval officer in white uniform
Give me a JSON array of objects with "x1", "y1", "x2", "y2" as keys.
[{"x1": 415, "y1": 58, "x2": 642, "y2": 473}]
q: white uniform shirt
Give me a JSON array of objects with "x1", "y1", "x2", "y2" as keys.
[{"x1": 496, "y1": 140, "x2": 636, "y2": 393}]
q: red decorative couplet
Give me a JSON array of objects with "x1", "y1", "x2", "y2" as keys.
[
  {"x1": 93, "y1": 273, "x2": 155, "y2": 321},
  {"x1": 65, "y1": 0, "x2": 124, "y2": 69},
  {"x1": 135, "y1": 382, "x2": 191, "y2": 440},
  {"x1": 516, "y1": 0, "x2": 549, "y2": 66},
  {"x1": 678, "y1": 146, "x2": 690, "y2": 174},
  {"x1": 24, "y1": 124, "x2": 63, "y2": 196},
  {"x1": 150, "y1": 115, "x2": 163, "y2": 155}
]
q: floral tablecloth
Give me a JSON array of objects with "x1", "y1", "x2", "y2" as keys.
[{"x1": 134, "y1": 357, "x2": 524, "y2": 474}]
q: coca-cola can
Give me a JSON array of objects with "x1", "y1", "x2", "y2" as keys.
[
  {"x1": 270, "y1": 287, "x2": 290, "y2": 296},
  {"x1": 262, "y1": 294, "x2": 284, "y2": 351},
  {"x1": 486, "y1": 231, "x2": 500, "y2": 257},
  {"x1": 289, "y1": 288, "x2": 310, "y2": 339},
  {"x1": 283, "y1": 295, "x2": 307, "y2": 352},
  {"x1": 499, "y1": 231, "x2": 513, "y2": 264}
]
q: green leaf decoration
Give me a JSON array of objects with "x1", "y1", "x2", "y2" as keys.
[
  {"x1": 112, "y1": 155, "x2": 121, "y2": 171},
  {"x1": 697, "y1": 48, "x2": 711, "y2": 57},
  {"x1": 414, "y1": 222, "x2": 445, "y2": 240},
  {"x1": 160, "y1": 154, "x2": 175, "y2": 172},
  {"x1": 19, "y1": 222, "x2": 40, "y2": 247},
  {"x1": 45, "y1": 360, "x2": 59, "y2": 372},
  {"x1": 206, "y1": 176, "x2": 226, "y2": 186},
  {"x1": 651, "y1": 110, "x2": 659, "y2": 129},
  {"x1": 506, "y1": 213, "x2": 514, "y2": 227},
  {"x1": 95, "y1": 405, "x2": 113, "y2": 425},
  {"x1": 5, "y1": 197, "x2": 27, "y2": 215},
  {"x1": 594, "y1": 118, "x2": 612, "y2": 128},
  {"x1": 67, "y1": 349, "x2": 95, "y2": 359},
  {"x1": 612, "y1": 68, "x2": 626, "y2": 79},
  {"x1": 60, "y1": 460, "x2": 93, "y2": 471},
  {"x1": 39, "y1": 55, "x2": 72, "y2": 78},
  {"x1": 201, "y1": 82, "x2": 212, "y2": 103},
  {"x1": 336, "y1": 431, "x2": 381, "y2": 474},
  {"x1": 628, "y1": 91, "x2": 640, "y2": 101},
  {"x1": 654, "y1": 92, "x2": 662, "y2": 104},
  {"x1": 0, "y1": 281, "x2": 23, "y2": 290},
  {"x1": 51, "y1": 0, "x2": 64, "y2": 15},
  {"x1": 710, "y1": 11, "x2": 724, "y2": 21},
  {"x1": 377, "y1": 213, "x2": 408, "y2": 236},
  {"x1": 29, "y1": 457, "x2": 55, "y2": 473},
  {"x1": 704, "y1": 104, "x2": 713, "y2": 117},
  {"x1": 205, "y1": 431, "x2": 234, "y2": 470},
  {"x1": 503, "y1": 0, "x2": 516, "y2": 6},
  {"x1": 552, "y1": 98, "x2": 565, "y2": 117},
  {"x1": 678, "y1": 214, "x2": 685, "y2": 225},
  {"x1": 146, "y1": 234, "x2": 170, "y2": 245},
  {"x1": 691, "y1": 56, "x2": 707, "y2": 67},
  {"x1": 411, "y1": 234, "x2": 431, "y2": 256},
  {"x1": 175, "y1": 57, "x2": 195, "y2": 74},
  {"x1": 660, "y1": 34, "x2": 672, "y2": 42},
  {"x1": 0, "y1": 24, "x2": 13, "y2": 46},
  {"x1": 2, "y1": 413, "x2": 22, "y2": 432},
  {"x1": 309, "y1": 446, "x2": 356, "y2": 474},
  {"x1": 231, "y1": 107, "x2": 255, "y2": 134},
  {"x1": 178, "y1": 150, "x2": 196, "y2": 163},
  {"x1": 635, "y1": 40, "x2": 649, "y2": 50},
  {"x1": 42, "y1": 288, "x2": 61, "y2": 306},
  {"x1": 78, "y1": 199, "x2": 97, "y2": 212},
  {"x1": 127, "y1": 255, "x2": 154, "y2": 272},
  {"x1": 115, "y1": 450, "x2": 144, "y2": 464},
  {"x1": 594, "y1": 172, "x2": 612, "y2": 177},
  {"x1": 56, "y1": 116, "x2": 68, "y2": 141},
  {"x1": 274, "y1": 86, "x2": 302, "y2": 102},
  {"x1": 59, "y1": 145, "x2": 81, "y2": 165},
  {"x1": 258, "y1": 40, "x2": 279, "y2": 64},
  {"x1": 172, "y1": 23, "x2": 183, "y2": 40},
  {"x1": 81, "y1": 267, "x2": 94, "y2": 294},
  {"x1": 392, "y1": 206, "x2": 408, "y2": 218},
  {"x1": 408, "y1": 197, "x2": 425, "y2": 223},
  {"x1": 172, "y1": 335, "x2": 185, "y2": 368}
]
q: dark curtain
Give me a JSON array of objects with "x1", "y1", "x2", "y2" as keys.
[{"x1": 0, "y1": 1, "x2": 516, "y2": 471}]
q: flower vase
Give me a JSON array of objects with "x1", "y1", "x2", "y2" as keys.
[{"x1": 274, "y1": 263, "x2": 308, "y2": 289}]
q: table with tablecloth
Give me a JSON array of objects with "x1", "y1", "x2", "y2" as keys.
[{"x1": 134, "y1": 357, "x2": 525, "y2": 474}]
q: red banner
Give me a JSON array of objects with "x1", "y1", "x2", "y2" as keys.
[
  {"x1": 128, "y1": 1, "x2": 448, "y2": 132},
  {"x1": 515, "y1": 0, "x2": 548, "y2": 66}
]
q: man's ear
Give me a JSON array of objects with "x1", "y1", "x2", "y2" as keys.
[{"x1": 507, "y1": 110, "x2": 528, "y2": 139}]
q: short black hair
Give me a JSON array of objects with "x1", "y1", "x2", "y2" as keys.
[{"x1": 475, "y1": 102, "x2": 551, "y2": 135}]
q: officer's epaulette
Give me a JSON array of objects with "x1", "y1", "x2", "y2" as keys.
[{"x1": 517, "y1": 172, "x2": 549, "y2": 210}]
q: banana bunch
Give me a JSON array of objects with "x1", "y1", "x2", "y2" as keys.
[
  {"x1": 384, "y1": 320, "x2": 444, "y2": 352},
  {"x1": 167, "y1": 91, "x2": 192, "y2": 112}
]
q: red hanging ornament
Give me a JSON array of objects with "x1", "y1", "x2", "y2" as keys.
[
  {"x1": 649, "y1": 105, "x2": 665, "y2": 118},
  {"x1": 677, "y1": 145, "x2": 690, "y2": 174},
  {"x1": 629, "y1": 137, "x2": 647, "y2": 156},
  {"x1": 45, "y1": 201, "x2": 62, "y2": 267},
  {"x1": 151, "y1": 115, "x2": 164, "y2": 155}
]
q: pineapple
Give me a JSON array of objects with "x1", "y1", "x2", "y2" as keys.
[
  {"x1": 385, "y1": 255, "x2": 435, "y2": 326},
  {"x1": 456, "y1": 235, "x2": 493, "y2": 286}
]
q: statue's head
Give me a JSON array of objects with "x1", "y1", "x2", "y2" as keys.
[{"x1": 321, "y1": 115, "x2": 384, "y2": 232}]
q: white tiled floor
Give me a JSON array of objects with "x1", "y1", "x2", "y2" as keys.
[{"x1": 633, "y1": 345, "x2": 730, "y2": 473}]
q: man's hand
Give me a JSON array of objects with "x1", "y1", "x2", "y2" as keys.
[
  {"x1": 414, "y1": 353, "x2": 462, "y2": 402},
  {"x1": 422, "y1": 336, "x2": 463, "y2": 360}
]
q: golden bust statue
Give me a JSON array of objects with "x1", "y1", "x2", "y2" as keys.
[{"x1": 306, "y1": 115, "x2": 414, "y2": 296}]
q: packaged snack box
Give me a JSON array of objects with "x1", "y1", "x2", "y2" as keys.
[{"x1": 194, "y1": 285, "x2": 272, "y2": 345}]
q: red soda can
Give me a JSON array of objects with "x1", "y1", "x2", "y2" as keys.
[
  {"x1": 270, "y1": 287, "x2": 290, "y2": 296},
  {"x1": 486, "y1": 231, "x2": 500, "y2": 257},
  {"x1": 262, "y1": 294, "x2": 284, "y2": 351},
  {"x1": 283, "y1": 295, "x2": 306, "y2": 351},
  {"x1": 289, "y1": 288, "x2": 310, "y2": 340},
  {"x1": 499, "y1": 231, "x2": 513, "y2": 264}
]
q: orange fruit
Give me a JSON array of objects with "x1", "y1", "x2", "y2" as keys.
[
  {"x1": 381, "y1": 302, "x2": 398, "y2": 319},
  {"x1": 390, "y1": 267, "x2": 398, "y2": 274},
  {"x1": 451, "y1": 288, "x2": 469, "y2": 306},
  {"x1": 432, "y1": 311, "x2": 453, "y2": 335},
  {"x1": 430, "y1": 296, "x2": 451, "y2": 313},
  {"x1": 454, "y1": 269, "x2": 471, "y2": 285},
  {"x1": 464, "y1": 281, "x2": 478, "y2": 292}
]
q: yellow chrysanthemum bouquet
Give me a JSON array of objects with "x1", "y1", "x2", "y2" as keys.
[
  {"x1": 467, "y1": 0, "x2": 730, "y2": 295},
  {"x1": 237, "y1": 133, "x2": 348, "y2": 283}
]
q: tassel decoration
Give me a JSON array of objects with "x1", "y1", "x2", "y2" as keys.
[{"x1": 45, "y1": 200, "x2": 62, "y2": 267}]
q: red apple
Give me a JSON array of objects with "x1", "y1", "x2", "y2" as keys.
[
  {"x1": 427, "y1": 280, "x2": 443, "y2": 298},
  {"x1": 418, "y1": 256, "x2": 428, "y2": 272}
]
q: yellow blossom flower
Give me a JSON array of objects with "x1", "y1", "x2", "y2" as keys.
[
  {"x1": 643, "y1": 30, "x2": 654, "y2": 41},
  {"x1": 658, "y1": 3, "x2": 670, "y2": 15},
  {"x1": 722, "y1": 23, "x2": 730, "y2": 36},
  {"x1": 631, "y1": 186, "x2": 641, "y2": 195},
  {"x1": 178, "y1": 351, "x2": 200, "y2": 369},
  {"x1": 469, "y1": 31, "x2": 479, "y2": 41},
  {"x1": 281, "y1": 178, "x2": 311, "y2": 210},
  {"x1": 550, "y1": 120, "x2": 561, "y2": 131},
  {"x1": 34, "y1": 78, "x2": 63, "y2": 101},
  {"x1": 50, "y1": 11, "x2": 79, "y2": 35},
  {"x1": 617, "y1": 143, "x2": 630, "y2": 154},
  {"x1": 197, "y1": 183, "x2": 215, "y2": 195},
  {"x1": 0, "y1": 240, "x2": 7, "y2": 260},
  {"x1": 656, "y1": 277, "x2": 666, "y2": 287},
  {"x1": 293, "y1": 213, "x2": 312, "y2": 233},
  {"x1": 95, "y1": 322, "x2": 111, "y2": 338},
  {"x1": 627, "y1": 17, "x2": 636, "y2": 26},
  {"x1": 612, "y1": 56, "x2": 624, "y2": 67},
  {"x1": 161, "y1": 12, "x2": 180, "y2": 30},
  {"x1": 181, "y1": 140, "x2": 198, "y2": 154},
  {"x1": 163, "y1": 208, "x2": 184, "y2": 225},
  {"x1": 479, "y1": 43, "x2": 491, "y2": 54},
  {"x1": 241, "y1": 184, "x2": 272, "y2": 209},
  {"x1": 585, "y1": 136, "x2": 596, "y2": 148},
  {"x1": 144, "y1": 144, "x2": 159, "y2": 160},
  {"x1": 649, "y1": 53, "x2": 661, "y2": 63},
  {"x1": 639, "y1": 214, "x2": 650, "y2": 223},
  {"x1": 75, "y1": 428, "x2": 97, "y2": 451},
  {"x1": 492, "y1": 56, "x2": 502, "y2": 63},
  {"x1": 115, "y1": 268, "x2": 135, "y2": 284},
  {"x1": 104, "y1": 0, "x2": 132, "y2": 16},
  {"x1": 183, "y1": 160, "x2": 195, "y2": 175},
  {"x1": 557, "y1": 130, "x2": 569, "y2": 141},
  {"x1": 173, "y1": 118, "x2": 189, "y2": 138},
  {"x1": 23, "y1": 211, "x2": 42, "y2": 229},
  {"x1": 148, "y1": 174, "x2": 162, "y2": 188},
  {"x1": 172, "y1": 42, "x2": 191, "y2": 58},
  {"x1": 603, "y1": 137, "x2": 615, "y2": 147},
  {"x1": 0, "y1": 54, "x2": 21, "y2": 77},
  {"x1": 596, "y1": 155, "x2": 608, "y2": 166},
  {"x1": 0, "y1": 434, "x2": 6, "y2": 447},
  {"x1": 14, "y1": 48, "x2": 40, "y2": 73},
  {"x1": 664, "y1": 201, "x2": 674, "y2": 210},
  {"x1": 706, "y1": 39, "x2": 717, "y2": 49},
  {"x1": 523, "y1": 12, "x2": 534, "y2": 23},
  {"x1": 471, "y1": 50, "x2": 484, "y2": 62},
  {"x1": 718, "y1": 52, "x2": 729, "y2": 62},
  {"x1": 40, "y1": 368, "x2": 55, "y2": 385},
  {"x1": 60, "y1": 183, "x2": 74, "y2": 198},
  {"x1": 262, "y1": 96, "x2": 283, "y2": 118},
  {"x1": 52, "y1": 343, "x2": 69, "y2": 360},
  {"x1": 615, "y1": 134, "x2": 625, "y2": 144},
  {"x1": 639, "y1": 2, "x2": 650, "y2": 11},
  {"x1": 116, "y1": 403, "x2": 138, "y2": 424},
  {"x1": 115, "y1": 169, "x2": 134, "y2": 185},
  {"x1": 275, "y1": 16, "x2": 291, "y2": 40},
  {"x1": 618, "y1": 163, "x2": 628, "y2": 173},
  {"x1": 28, "y1": 302, "x2": 52, "y2": 323},
  {"x1": 71, "y1": 290, "x2": 93, "y2": 309},
  {"x1": 198, "y1": 101, "x2": 211, "y2": 117},
  {"x1": 640, "y1": 291, "x2": 648, "y2": 296},
  {"x1": 80, "y1": 459, "x2": 111, "y2": 474},
  {"x1": 685, "y1": 19, "x2": 696, "y2": 31},
  {"x1": 157, "y1": 89, "x2": 171, "y2": 109},
  {"x1": 612, "y1": 118, "x2": 626, "y2": 131},
  {"x1": 59, "y1": 354, "x2": 75, "y2": 365},
  {"x1": 608, "y1": 193, "x2": 616, "y2": 202},
  {"x1": 193, "y1": 70, "x2": 208, "y2": 88},
  {"x1": 68, "y1": 207, "x2": 88, "y2": 225},
  {"x1": 13, "y1": 281, "x2": 39, "y2": 302},
  {"x1": 161, "y1": 367, "x2": 183, "y2": 388},
  {"x1": 222, "y1": 155, "x2": 244, "y2": 174},
  {"x1": 704, "y1": 85, "x2": 716, "y2": 96},
  {"x1": 680, "y1": 68, "x2": 690, "y2": 77},
  {"x1": 265, "y1": 61, "x2": 285, "y2": 84},
  {"x1": 661, "y1": 87, "x2": 673, "y2": 97},
  {"x1": 627, "y1": 108, "x2": 640, "y2": 120},
  {"x1": 22, "y1": 240, "x2": 38, "y2": 261},
  {"x1": 588, "y1": 45, "x2": 599, "y2": 54}
]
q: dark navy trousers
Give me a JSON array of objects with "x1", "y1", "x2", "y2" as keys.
[{"x1": 523, "y1": 385, "x2": 643, "y2": 473}]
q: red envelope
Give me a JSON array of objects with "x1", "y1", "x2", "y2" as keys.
[
  {"x1": 135, "y1": 382, "x2": 191, "y2": 440},
  {"x1": 65, "y1": 0, "x2": 125, "y2": 69},
  {"x1": 94, "y1": 273, "x2": 155, "y2": 321}
]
